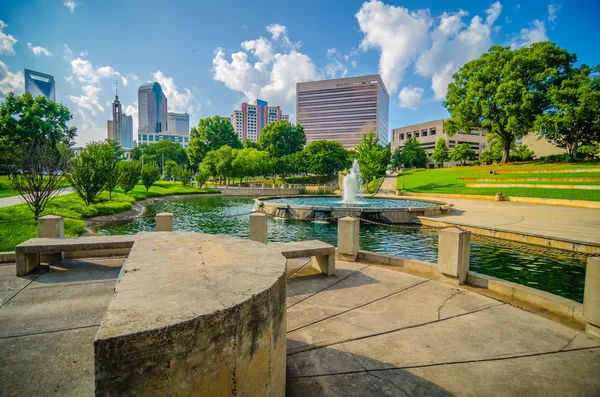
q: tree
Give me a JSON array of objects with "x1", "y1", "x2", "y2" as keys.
[
  {"x1": 103, "y1": 140, "x2": 123, "y2": 200},
  {"x1": 119, "y1": 161, "x2": 141, "y2": 194},
  {"x1": 164, "y1": 159, "x2": 179, "y2": 181},
  {"x1": 258, "y1": 121, "x2": 306, "y2": 159},
  {"x1": 232, "y1": 148, "x2": 269, "y2": 184},
  {"x1": 392, "y1": 137, "x2": 428, "y2": 169},
  {"x1": 244, "y1": 140, "x2": 259, "y2": 149},
  {"x1": 445, "y1": 42, "x2": 576, "y2": 163},
  {"x1": 141, "y1": 162, "x2": 161, "y2": 193},
  {"x1": 355, "y1": 132, "x2": 388, "y2": 190},
  {"x1": 431, "y1": 137, "x2": 450, "y2": 164},
  {"x1": 131, "y1": 140, "x2": 188, "y2": 168},
  {"x1": 534, "y1": 65, "x2": 600, "y2": 159},
  {"x1": 179, "y1": 166, "x2": 194, "y2": 187},
  {"x1": 195, "y1": 169, "x2": 210, "y2": 188},
  {"x1": 510, "y1": 144, "x2": 536, "y2": 162},
  {"x1": 303, "y1": 140, "x2": 350, "y2": 180},
  {"x1": 11, "y1": 140, "x2": 69, "y2": 219},
  {"x1": 200, "y1": 146, "x2": 235, "y2": 184},
  {"x1": 188, "y1": 116, "x2": 241, "y2": 165},
  {"x1": 480, "y1": 139, "x2": 505, "y2": 164},
  {"x1": 0, "y1": 93, "x2": 76, "y2": 173},
  {"x1": 450, "y1": 143, "x2": 477, "y2": 165},
  {"x1": 69, "y1": 141, "x2": 114, "y2": 205}
]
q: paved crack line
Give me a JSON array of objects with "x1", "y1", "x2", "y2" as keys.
[
  {"x1": 559, "y1": 333, "x2": 579, "y2": 352},
  {"x1": 437, "y1": 290, "x2": 464, "y2": 320},
  {"x1": 287, "y1": 259, "x2": 312, "y2": 279},
  {"x1": 287, "y1": 264, "x2": 371, "y2": 309},
  {"x1": 0, "y1": 323, "x2": 100, "y2": 340},
  {"x1": 0, "y1": 274, "x2": 40, "y2": 310},
  {"x1": 287, "y1": 303, "x2": 504, "y2": 356},
  {"x1": 288, "y1": 345, "x2": 600, "y2": 379},
  {"x1": 287, "y1": 280, "x2": 430, "y2": 334}
]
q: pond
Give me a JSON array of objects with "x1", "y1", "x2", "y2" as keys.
[
  {"x1": 261, "y1": 196, "x2": 439, "y2": 208},
  {"x1": 96, "y1": 196, "x2": 588, "y2": 303}
]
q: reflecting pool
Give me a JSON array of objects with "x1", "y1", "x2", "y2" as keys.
[{"x1": 96, "y1": 197, "x2": 587, "y2": 302}]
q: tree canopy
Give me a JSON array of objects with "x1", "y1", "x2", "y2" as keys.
[
  {"x1": 68, "y1": 140, "x2": 116, "y2": 205},
  {"x1": 131, "y1": 140, "x2": 188, "y2": 169},
  {"x1": 450, "y1": 143, "x2": 477, "y2": 165},
  {"x1": 444, "y1": 42, "x2": 576, "y2": 163},
  {"x1": 303, "y1": 140, "x2": 350, "y2": 178},
  {"x1": 431, "y1": 137, "x2": 450, "y2": 164},
  {"x1": 188, "y1": 116, "x2": 241, "y2": 165},
  {"x1": 258, "y1": 120, "x2": 306, "y2": 158},
  {"x1": 355, "y1": 132, "x2": 388, "y2": 189},
  {"x1": 392, "y1": 137, "x2": 428, "y2": 169}
]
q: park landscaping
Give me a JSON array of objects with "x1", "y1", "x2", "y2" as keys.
[
  {"x1": 0, "y1": 181, "x2": 218, "y2": 252},
  {"x1": 396, "y1": 162, "x2": 600, "y2": 201}
]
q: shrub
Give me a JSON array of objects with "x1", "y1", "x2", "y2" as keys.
[
  {"x1": 179, "y1": 166, "x2": 194, "y2": 187},
  {"x1": 544, "y1": 154, "x2": 573, "y2": 163},
  {"x1": 69, "y1": 141, "x2": 114, "y2": 205},
  {"x1": 510, "y1": 145, "x2": 536, "y2": 162},
  {"x1": 119, "y1": 161, "x2": 141, "y2": 194},
  {"x1": 141, "y1": 162, "x2": 161, "y2": 193},
  {"x1": 195, "y1": 170, "x2": 210, "y2": 188}
]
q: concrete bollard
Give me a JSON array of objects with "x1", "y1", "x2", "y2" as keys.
[
  {"x1": 395, "y1": 189, "x2": 401, "y2": 196},
  {"x1": 156, "y1": 212, "x2": 174, "y2": 232},
  {"x1": 338, "y1": 217, "x2": 359, "y2": 261},
  {"x1": 38, "y1": 215, "x2": 64, "y2": 264},
  {"x1": 495, "y1": 192, "x2": 503, "y2": 201},
  {"x1": 249, "y1": 213, "x2": 267, "y2": 244},
  {"x1": 438, "y1": 228, "x2": 470, "y2": 285},
  {"x1": 584, "y1": 257, "x2": 600, "y2": 338}
]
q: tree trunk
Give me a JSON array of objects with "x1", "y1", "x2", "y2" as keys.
[
  {"x1": 501, "y1": 139, "x2": 511, "y2": 164},
  {"x1": 572, "y1": 137, "x2": 579, "y2": 160}
]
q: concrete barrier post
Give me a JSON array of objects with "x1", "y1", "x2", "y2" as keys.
[
  {"x1": 338, "y1": 217, "x2": 359, "y2": 261},
  {"x1": 584, "y1": 257, "x2": 600, "y2": 338},
  {"x1": 38, "y1": 215, "x2": 64, "y2": 263},
  {"x1": 438, "y1": 228, "x2": 470, "y2": 285},
  {"x1": 495, "y1": 192, "x2": 503, "y2": 201},
  {"x1": 249, "y1": 213, "x2": 267, "y2": 244},
  {"x1": 156, "y1": 212, "x2": 174, "y2": 232}
]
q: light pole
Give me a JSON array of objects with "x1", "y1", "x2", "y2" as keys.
[{"x1": 141, "y1": 147, "x2": 145, "y2": 166}]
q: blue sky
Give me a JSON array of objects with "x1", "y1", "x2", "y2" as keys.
[{"x1": 1, "y1": 0, "x2": 599, "y2": 145}]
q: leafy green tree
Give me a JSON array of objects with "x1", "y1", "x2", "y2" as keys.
[
  {"x1": 0, "y1": 92, "x2": 76, "y2": 174},
  {"x1": 534, "y1": 65, "x2": 600, "y2": 159},
  {"x1": 119, "y1": 161, "x2": 141, "y2": 194},
  {"x1": 131, "y1": 140, "x2": 188, "y2": 168},
  {"x1": 303, "y1": 140, "x2": 350, "y2": 181},
  {"x1": 164, "y1": 159, "x2": 179, "y2": 181},
  {"x1": 258, "y1": 121, "x2": 306, "y2": 159},
  {"x1": 355, "y1": 132, "x2": 388, "y2": 190},
  {"x1": 431, "y1": 137, "x2": 450, "y2": 164},
  {"x1": 200, "y1": 146, "x2": 235, "y2": 184},
  {"x1": 141, "y1": 162, "x2": 161, "y2": 193},
  {"x1": 232, "y1": 148, "x2": 270, "y2": 184},
  {"x1": 188, "y1": 116, "x2": 241, "y2": 165},
  {"x1": 579, "y1": 143, "x2": 600, "y2": 160},
  {"x1": 392, "y1": 137, "x2": 428, "y2": 169},
  {"x1": 69, "y1": 141, "x2": 114, "y2": 205},
  {"x1": 244, "y1": 140, "x2": 259, "y2": 149},
  {"x1": 195, "y1": 169, "x2": 210, "y2": 188},
  {"x1": 179, "y1": 166, "x2": 194, "y2": 187},
  {"x1": 450, "y1": 143, "x2": 477, "y2": 165},
  {"x1": 445, "y1": 42, "x2": 575, "y2": 163},
  {"x1": 104, "y1": 156, "x2": 122, "y2": 200},
  {"x1": 510, "y1": 144, "x2": 536, "y2": 162}
]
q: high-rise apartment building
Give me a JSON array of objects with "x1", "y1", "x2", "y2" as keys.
[
  {"x1": 138, "y1": 82, "x2": 167, "y2": 134},
  {"x1": 24, "y1": 69, "x2": 55, "y2": 101},
  {"x1": 231, "y1": 99, "x2": 289, "y2": 142},
  {"x1": 296, "y1": 75, "x2": 389, "y2": 149},
  {"x1": 167, "y1": 112, "x2": 190, "y2": 135}
]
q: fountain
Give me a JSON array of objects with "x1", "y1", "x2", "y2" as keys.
[{"x1": 342, "y1": 159, "x2": 363, "y2": 203}]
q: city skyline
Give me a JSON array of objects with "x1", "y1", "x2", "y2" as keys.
[{"x1": 1, "y1": 0, "x2": 599, "y2": 146}]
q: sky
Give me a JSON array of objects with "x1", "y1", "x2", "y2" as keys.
[{"x1": 1, "y1": 0, "x2": 599, "y2": 146}]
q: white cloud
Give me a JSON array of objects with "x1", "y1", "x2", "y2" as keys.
[
  {"x1": 241, "y1": 37, "x2": 274, "y2": 63},
  {"x1": 63, "y1": 44, "x2": 73, "y2": 60},
  {"x1": 356, "y1": 0, "x2": 432, "y2": 94},
  {"x1": 267, "y1": 24, "x2": 287, "y2": 40},
  {"x1": 0, "y1": 61, "x2": 24, "y2": 99},
  {"x1": 548, "y1": 4, "x2": 560, "y2": 30},
  {"x1": 511, "y1": 19, "x2": 548, "y2": 48},
  {"x1": 121, "y1": 76, "x2": 128, "y2": 86},
  {"x1": 27, "y1": 42, "x2": 52, "y2": 56},
  {"x1": 324, "y1": 47, "x2": 349, "y2": 79},
  {"x1": 68, "y1": 85, "x2": 104, "y2": 116},
  {"x1": 64, "y1": 0, "x2": 76, "y2": 14},
  {"x1": 152, "y1": 71, "x2": 197, "y2": 114},
  {"x1": 206, "y1": 99, "x2": 212, "y2": 106},
  {"x1": 68, "y1": 57, "x2": 120, "y2": 84},
  {"x1": 513, "y1": 4, "x2": 521, "y2": 11},
  {"x1": 125, "y1": 101, "x2": 138, "y2": 139},
  {"x1": 398, "y1": 86, "x2": 424, "y2": 109},
  {"x1": 0, "y1": 20, "x2": 17, "y2": 55},
  {"x1": 79, "y1": 50, "x2": 88, "y2": 56}
]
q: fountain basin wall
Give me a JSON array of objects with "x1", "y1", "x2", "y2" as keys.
[{"x1": 255, "y1": 195, "x2": 451, "y2": 224}]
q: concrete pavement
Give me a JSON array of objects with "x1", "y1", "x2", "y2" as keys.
[
  {"x1": 0, "y1": 187, "x2": 73, "y2": 208},
  {"x1": 2, "y1": 256, "x2": 599, "y2": 396}
]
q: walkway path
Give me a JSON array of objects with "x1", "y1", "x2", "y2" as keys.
[
  {"x1": 0, "y1": 187, "x2": 73, "y2": 208},
  {"x1": 377, "y1": 175, "x2": 600, "y2": 246},
  {"x1": 1, "y1": 256, "x2": 598, "y2": 396}
]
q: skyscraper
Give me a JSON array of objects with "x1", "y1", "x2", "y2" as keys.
[
  {"x1": 24, "y1": 69, "x2": 55, "y2": 101},
  {"x1": 231, "y1": 99, "x2": 289, "y2": 142},
  {"x1": 296, "y1": 75, "x2": 389, "y2": 149},
  {"x1": 138, "y1": 82, "x2": 167, "y2": 134},
  {"x1": 111, "y1": 93, "x2": 123, "y2": 145},
  {"x1": 122, "y1": 114, "x2": 133, "y2": 149},
  {"x1": 167, "y1": 112, "x2": 190, "y2": 135}
]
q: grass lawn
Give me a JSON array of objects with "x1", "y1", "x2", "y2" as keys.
[
  {"x1": 0, "y1": 181, "x2": 219, "y2": 252},
  {"x1": 396, "y1": 162, "x2": 600, "y2": 201},
  {"x1": 0, "y1": 176, "x2": 18, "y2": 198}
]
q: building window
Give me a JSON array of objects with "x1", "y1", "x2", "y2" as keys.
[
  {"x1": 430, "y1": 128, "x2": 436, "y2": 135},
  {"x1": 407, "y1": 133, "x2": 412, "y2": 139},
  {"x1": 149, "y1": 135, "x2": 154, "y2": 141},
  {"x1": 422, "y1": 131, "x2": 427, "y2": 137},
  {"x1": 399, "y1": 133, "x2": 405, "y2": 140},
  {"x1": 415, "y1": 132, "x2": 419, "y2": 137}
]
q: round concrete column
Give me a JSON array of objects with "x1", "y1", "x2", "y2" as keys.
[{"x1": 94, "y1": 232, "x2": 287, "y2": 396}]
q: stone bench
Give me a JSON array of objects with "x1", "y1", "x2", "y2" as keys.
[
  {"x1": 15, "y1": 236, "x2": 136, "y2": 276},
  {"x1": 271, "y1": 240, "x2": 335, "y2": 276}
]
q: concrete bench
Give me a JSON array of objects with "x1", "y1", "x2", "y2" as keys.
[
  {"x1": 15, "y1": 236, "x2": 136, "y2": 276},
  {"x1": 271, "y1": 240, "x2": 335, "y2": 276}
]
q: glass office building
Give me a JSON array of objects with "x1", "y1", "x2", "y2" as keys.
[
  {"x1": 138, "y1": 82, "x2": 167, "y2": 134},
  {"x1": 24, "y1": 69, "x2": 55, "y2": 101}
]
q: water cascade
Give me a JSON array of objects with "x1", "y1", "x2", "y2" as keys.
[{"x1": 342, "y1": 159, "x2": 363, "y2": 203}]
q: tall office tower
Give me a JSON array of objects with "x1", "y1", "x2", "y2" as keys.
[
  {"x1": 296, "y1": 75, "x2": 389, "y2": 149},
  {"x1": 107, "y1": 120, "x2": 114, "y2": 140},
  {"x1": 122, "y1": 114, "x2": 133, "y2": 149},
  {"x1": 138, "y1": 82, "x2": 167, "y2": 134},
  {"x1": 230, "y1": 99, "x2": 289, "y2": 142},
  {"x1": 167, "y1": 112, "x2": 190, "y2": 135},
  {"x1": 24, "y1": 69, "x2": 56, "y2": 101}
]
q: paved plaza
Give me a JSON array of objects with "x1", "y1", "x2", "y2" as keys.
[{"x1": 1, "y1": 256, "x2": 599, "y2": 396}]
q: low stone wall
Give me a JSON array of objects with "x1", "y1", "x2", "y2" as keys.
[
  {"x1": 466, "y1": 183, "x2": 600, "y2": 190},
  {"x1": 221, "y1": 187, "x2": 302, "y2": 196}
]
